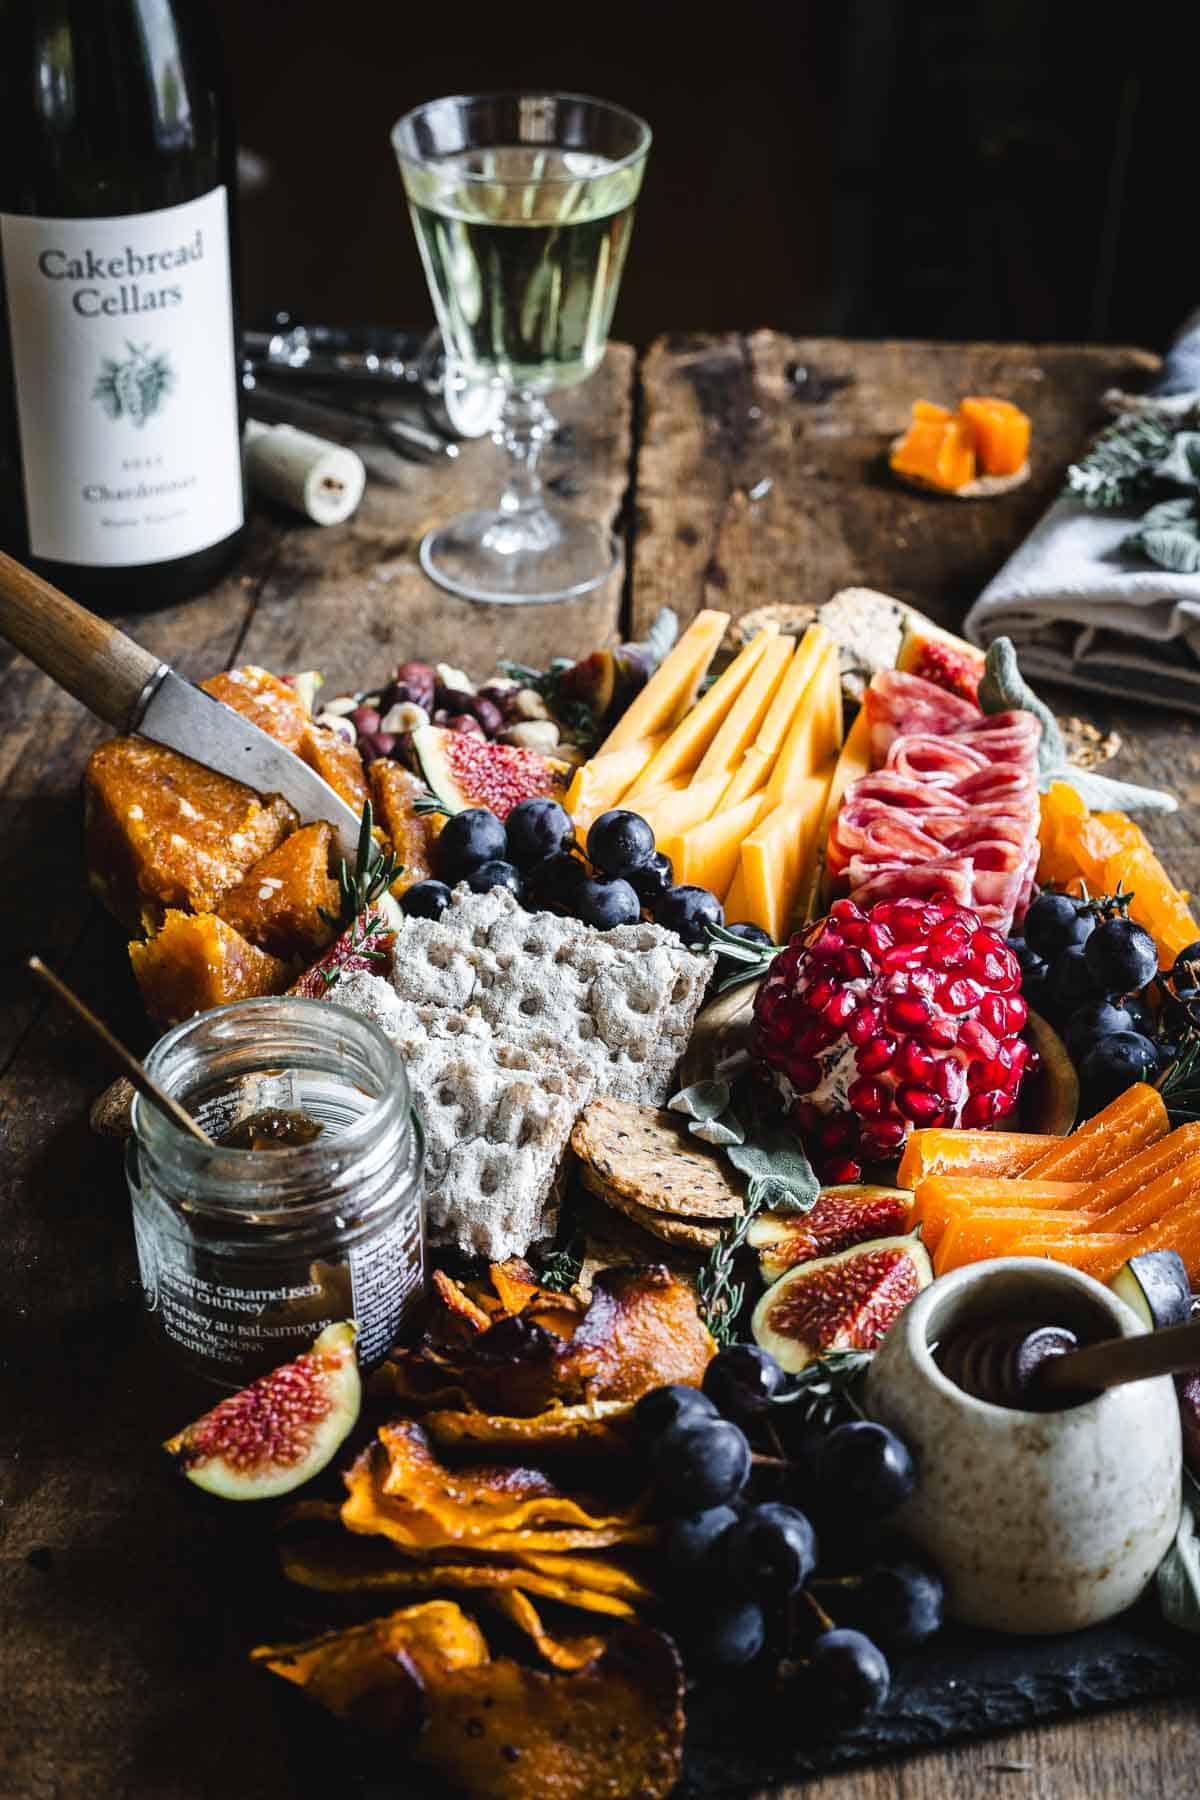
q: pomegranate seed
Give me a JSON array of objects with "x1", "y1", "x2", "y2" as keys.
[
  {"x1": 958, "y1": 1021, "x2": 999, "y2": 1059},
  {"x1": 862, "y1": 922, "x2": 893, "y2": 959},
  {"x1": 936, "y1": 976, "x2": 985, "y2": 1015},
  {"x1": 793, "y1": 1018, "x2": 838, "y2": 1056},
  {"x1": 810, "y1": 927, "x2": 845, "y2": 961},
  {"x1": 886, "y1": 995, "x2": 932, "y2": 1033},
  {"x1": 881, "y1": 943, "x2": 929, "y2": 974},
  {"x1": 896, "y1": 1082, "x2": 942, "y2": 1124},
  {"x1": 933, "y1": 1058, "x2": 966, "y2": 1105},
  {"x1": 856, "y1": 1036, "x2": 897, "y2": 1075},
  {"x1": 837, "y1": 948, "x2": 873, "y2": 981},
  {"x1": 859, "y1": 1117, "x2": 907, "y2": 1155},
  {"x1": 871, "y1": 902, "x2": 897, "y2": 927},
  {"x1": 928, "y1": 921, "x2": 971, "y2": 967},
  {"x1": 789, "y1": 1101, "x2": 821, "y2": 1135},
  {"x1": 818, "y1": 1114, "x2": 857, "y2": 1151},
  {"x1": 847, "y1": 1076, "x2": 889, "y2": 1117},
  {"x1": 890, "y1": 904, "x2": 931, "y2": 944},
  {"x1": 847, "y1": 1005, "x2": 881, "y2": 1046},
  {"x1": 917, "y1": 1013, "x2": 959, "y2": 1049},
  {"x1": 821, "y1": 1155, "x2": 863, "y2": 1184},
  {"x1": 806, "y1": 975, "x2": 838, "y2": 1014},
  {"x1": 895, "y1": 1039, "x2": 934, "y2": 1084},
  {"x1": 826, "y1": 989, "x2": 860, "y2": 1028},
  {"x1": 830, "y1": 898, "x2": 865, "y2": 923},
  {"x1": 784, "y1": 1056, "x2": 821, "y2": 1092},
  {"x1": 962, "y1": 1089, "x2": 1007, "y2": 1127}
]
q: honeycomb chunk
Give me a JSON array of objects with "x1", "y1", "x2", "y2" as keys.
[
  {"x1": 84, "y1": 738, "x2": 297, "y2": 933},
  {"x1": 299, "y1": 722, "x2": 369, "y2": 813},
  {"x1": 217, "y1": 823, "x2": 340, "y2": 961},
  {"x1": 201, "y1": 666, "x2": 309, "y2": 750},
  {"x1": 130, "y1": 911, "x2": 290, "y2": 1025},
  {"x1": 369, "y1": 761, "x2": 442, "y2": 896}
]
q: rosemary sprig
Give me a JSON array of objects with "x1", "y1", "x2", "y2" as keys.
[
  {"x1": 320, "y1": 800, "x2": 402, "y2": 930},
  {"x1": 315, "y1": 909, "x2": 393, "y2": 990},
  {"x1": 1064, "y1": 413, "x2": 1176, "y2": 511},
  {"x1": 767, "y1": 1349, "x2": 874, "y2": 1427},
  {"x1": 705, "y1": 921, "x2": 783, "y2": 994},
  {"x1": 1157, "y1": 1030, "x2": 1200, "y2": 1125},
  {"x1": 696, "y1": 1183, "x2": 768, "y2": 1346}
]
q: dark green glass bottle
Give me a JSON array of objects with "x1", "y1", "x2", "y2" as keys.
[{"x1": 0, "y1": 0, "x2": 245, "y2": 609}]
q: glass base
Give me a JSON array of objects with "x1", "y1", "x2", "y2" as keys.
[{"x1": 419, "y1": 504, "x2": 618, "y2": 604}]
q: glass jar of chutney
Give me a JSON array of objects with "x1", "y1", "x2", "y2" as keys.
[{"x1": 127, "y1": 996, "x2": 425, "y2": 1386}]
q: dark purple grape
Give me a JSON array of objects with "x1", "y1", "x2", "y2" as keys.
[
  {"x1": 725, "y1": 921, "x2": 775, "y2": 948},
  {"x1": 653, "y1": 885, "x2": 724, "y2": 944},
  {"x1": 806, "y1": 1629, "x2": 890, "y2": 1724},
  {"x1": 434, "y1": 808, "x2": 507, "y2": 880},
  {"x1": 632, "y1": 1383, "x2": 718, "y2": 1444},
  {"x1": 1084, "y1": 916, "x2": 1159, "y2": 995},
  {"x1": 1042, "y1": 943, "x2": 1098, "y2": 1022},
  {"x1": 1078, "y1": 1031, "x2": 1161, "y2": 1110},
  {"x1": 574, "y1": 875, "x2": 641, "y2": 930},
  {"x1": 465, "y1": 859, "x2": 524, "y2": 899},
  {"x1": 400, "y1": 879, "x2": 452, "y2": 921},
  {"x1": 724, "y1": 1502, "x2": 818, "y2": 1598},
  {"x1": 505, "y1": 797, "x2": 576, "y2": 867},
  {"x1": 623, "y1": 852, "x2": 674, "y2": 904},
  {"x1": 855, "y1": 1559, "x2": 945, "y2": 1650},
  {"x1": 649, "y1": 1416, "x2": 752, "y2": 1510},
  {"x1": 683, "y1": 1595, "x2": 766, "y2": 1670},
  {"x1": 526, "y1": 851, "x2": 587, "y2": 913},
  {"x1": 663, "y1": 1504, "x2": 739, "y2": 1577},
  {"x1": 702, "y1": 1344, "x2": 786, "y2": 1423},
  {"x1": 1024, "y1": 892, "x2": 1092, "y2": 959},
  {"x1": 1063, "y1": 996, "x2": 1135, "y2": 1063},
  {"x1": 817, "y1": 1420, "x2": 915, "y2": 1519},
  {"x1": 587, "y1": 809, "x2": 656, "y2": 875}
]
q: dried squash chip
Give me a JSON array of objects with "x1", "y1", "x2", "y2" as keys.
[
  {"x1": 432, "y1": 1269, "x2": 493, "y2": 1334},
  {"x1": 422, "y1": 1399, "x2": 633, "y2": 1457},
  {"x1": 369, "y1": 760, "x2": 442, "y2": 897},
  {"x1": 278, "y1": 1532, "x2": 646, "y2": 1617},
  {"x1": 411, "y1": 1625, "x2": 685, "y2": 1800},
  {"x1": 376, "y1": 1265, "x2": 714, "y2": 1420},
  {"x1": 216, "y1": 822, "x2": 339, "y2": 961},
  {"x1": 299, "y1": 720, "x2": 369, "y2": 812},
  {"x1": 484, "y1": 1588, "x2": 606, "y2": 1671},
  {"x1": 345, "y1": 1425, "x2": 651, "y2": 1553},
  {"x1": 201, "y1": 666, "x2": 310, "y2": 751},
  {"x1": 130, "y1": 909, "x2": 290, "y2": 1025}
]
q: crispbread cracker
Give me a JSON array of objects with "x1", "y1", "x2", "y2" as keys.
[
  {"x1": 571, "y1": 1096, "x2": 743, "y2": 1219},
  {"x1": 578, "y1": 1164, "x2": 723, "y2": 1250}
]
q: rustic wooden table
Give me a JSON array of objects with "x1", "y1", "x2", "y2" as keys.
[{"x1": 3, "y1": 333, "x2": 1198, "y2": 1799}]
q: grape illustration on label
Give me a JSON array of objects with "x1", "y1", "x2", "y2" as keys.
[{"x1": 93, "y1": 341, "x2": 174, "y2": 429}]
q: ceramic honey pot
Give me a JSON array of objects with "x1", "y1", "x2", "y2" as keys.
[{"x1": 865, "y1": 1259, "x2": 1183, "y2": 1634}]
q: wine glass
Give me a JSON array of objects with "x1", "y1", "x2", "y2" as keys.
[{"x1": 392, "y1": 92, "x2": 651, "y2": 605}]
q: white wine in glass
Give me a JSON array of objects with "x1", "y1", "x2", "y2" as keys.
[{"x1": 393, "y1": 94, "x2": 650, "y2": 605}]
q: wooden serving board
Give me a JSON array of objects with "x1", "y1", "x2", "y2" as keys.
[{"x1": 4, "y1": 334, "x2": 1199, "y2": 1800}]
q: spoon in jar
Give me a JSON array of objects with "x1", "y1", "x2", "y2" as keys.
[
  {"x1": 937, "y1": 1313, "x2": 1200, "y2": 1409},
  {"x1": 27, "y1": 956, "x2": 214, "y2": 1147}
]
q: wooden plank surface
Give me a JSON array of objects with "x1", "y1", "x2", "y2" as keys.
[{"x1": 2, "y1": 334, "x2": 1198, "y2": 1800}]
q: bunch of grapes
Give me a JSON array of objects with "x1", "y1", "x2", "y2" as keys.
[{"x1": 633, "y1": 1344, "x2": 944, "y2": 1732}]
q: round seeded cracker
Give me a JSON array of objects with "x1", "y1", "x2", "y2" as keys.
[
  {"x1": 570, "y1": 1095, "x2": 744, "y2": 1220},
  {"x1": 577, "y1": 1165, "x2": 724, "y2": 1250}
]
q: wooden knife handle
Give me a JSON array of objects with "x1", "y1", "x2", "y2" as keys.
[{"x1": 0, "y1": 550, "x2": 164, "y2": 730}]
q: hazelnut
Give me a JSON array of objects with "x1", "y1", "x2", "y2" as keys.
[
  {"x1": 438, "y1": 687, "x2": 478, "y2": 718},
  {"x1": 470, "y1": 696, "x2": 505, "y2": 737},
  {"x1": 446, "y1": 713, "x2": 486, "y2": 737},
  {"x1": 380, "y1": 701, "x2": 430, "y2": 734},
  {"x1": 319, "y1": 694, "x2": 360, "y2": 717},
  {"x1": 391, "y1": 661, "x2": 437, "y2": 711},
  {"x1": 352, "y1": 704, "x2": 381, "y2": 736},
  {"x1": 436, "y1": 663, "x2": 475, "y2": 696},
  {"x1": 356, "y1": 731, "x2": 397, "y2": 763},
  {"x1": 511, "y1": 687, "x2": 553, "y2": 721},
  {"x1": 315, "y1": 710, "x2": 357, "y2": 745},
  {"x1": 501, "y1": 720, "x2": 561, "y2": 751}
]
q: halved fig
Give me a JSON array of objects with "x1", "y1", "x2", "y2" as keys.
[
  {"x1": 751, "y1": 1234, "x2": 932, "y2": 1374},
  {"x1": 747, "y1": 1185, "x2": 914, "y2": 1287},
  {"x1": 1109, "y1": 1251, "x2": 1191, "y2": 1331},
  {"x1": 894, "y1": 613, "x2": 985, "y2": 703},
  {"x1": 164, "y1": 1320, "x2": 361, "y2": 1500}
]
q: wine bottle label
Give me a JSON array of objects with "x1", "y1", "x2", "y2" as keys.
[{"x1": 0, "y1": 187, "x2": 244, "y2": 567}]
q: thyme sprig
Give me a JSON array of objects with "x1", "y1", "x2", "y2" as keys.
[
  {"x1": 537, "y1": 1237, "x2": 585, "y2": 1293},
  {"x1": 767, "y1": 1349, "x2": 875, "y2": 1428},
  {"x1": 696, "y1": 1182, "x2": 770, "y2": 1346},
  {"x1": 1064, "y1": 413, "x2": 1176, "y2": 511},
  {"x1": 1157, "y1": 1030, "x2": 1200, "y2": 1125},
  {"x1": 321, "y1": 800, "x2": 401, "y2": 930}
]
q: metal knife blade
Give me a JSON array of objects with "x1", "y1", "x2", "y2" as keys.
[{"x1": 136, "y1": 667, "x2": 365, "y2": 865}]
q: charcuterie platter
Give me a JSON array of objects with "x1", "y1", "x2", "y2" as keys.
[{"x1": 22, "y1": 557, "x2": 1192, "y2": 1797}]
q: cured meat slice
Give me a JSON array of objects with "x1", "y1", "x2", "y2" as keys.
[
  {"x1": 847, "y1": 855, "x2": 977, "y2": 910},
  {"x1": 886, "y1": 735, "x2": 990, "y2": 786},
  {"x1": 865, "y1": 670, "x2": 981, "y2": 760}
]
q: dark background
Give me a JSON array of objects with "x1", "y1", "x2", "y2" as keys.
[{"x1": 213, "y1": 0, "x2": 1191, "y2": 353}]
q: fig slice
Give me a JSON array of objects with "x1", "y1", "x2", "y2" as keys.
[
  {"x1": 164, "y1": 1320, "x2": 361, "y2": 1500},
  {"x1": 751, "y1": 1234, "x2": 932, "y2": 1374},
  {"x1": 746, "y1": 1185, "x2": 914, "y2": 1286}
]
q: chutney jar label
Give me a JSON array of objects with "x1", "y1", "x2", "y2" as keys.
[{"x1": 0, "y1": 187, "x2": 244, "y2": 565}]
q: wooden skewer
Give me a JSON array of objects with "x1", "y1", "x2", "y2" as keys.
[{"x1": 27, "y1": 956, "x2": 214, "y2": 1147}]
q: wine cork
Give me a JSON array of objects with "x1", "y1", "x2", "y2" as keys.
[{"x1": 243, "y1": 418, "x2": 365, "y2": 525}]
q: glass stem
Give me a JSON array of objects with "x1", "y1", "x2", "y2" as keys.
[{"x1": 496, "y1": 390, "x2": 556, "y2": 518}]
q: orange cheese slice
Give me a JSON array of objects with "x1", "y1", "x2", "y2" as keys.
[
  {"x1": 693, "y1": 634, "x2": 794, "y2": 782},
  {"x1": 564, "y1": 734, "x2": 667, "y2": 828},
  {"x1": 625, "y1": 627, "x2": 778, "y2": 799},
  {"x1": 723, "y1": 626, "x2": 834, "y2": 809},
  {"x1": 597, "y1": 610, "x2": 729, "y2": 754},
  {"x1": 659, "y1": 791, "x2": 770, "y2": 898},
  {"x1": 732, "y1": 766, "x2": 833, "y2": 941},
  {"x1": 796, "y1": 702, "x2": 873, "y2": 922}
]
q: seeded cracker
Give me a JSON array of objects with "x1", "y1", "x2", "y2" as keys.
[
  {"x1": 577, "y1": 1165, "x2": 723, "y2": 1250},
  {"x1": 570, "y1": 1096, "x2": 743, "y2": 1220}
]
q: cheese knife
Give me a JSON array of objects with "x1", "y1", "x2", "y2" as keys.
[{"x1": 0, "y1": 549, "x2": 365, "y2": 866}]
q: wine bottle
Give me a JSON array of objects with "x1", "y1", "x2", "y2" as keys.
[{"x1": 0, "y1": 0, "x2": 245, "y2": 610}]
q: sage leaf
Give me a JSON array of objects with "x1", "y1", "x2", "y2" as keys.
[
  {"x1": 978, "y1": 635, "x2": 1176, "y2": 813},
  {"x1": 1157, "y1": 1476, "x2": 1200, "y2": 1634},
  {"x1": 691, "y1": 1112, "x2": 746, "y2": 1147},
  {"x1": 668, "y1": 1079, "x2": 732, "y2": 1124},
  {"x1": 644, "y1": 606, "x2": 680, "y2": 666},
  {"x1": 1137, "y1": 525, "x2": 1200, "y2": 575},
  {"x1": 1140, "y1": 496, "x2": 1197, "y2": 530},
  {"x1": 978, "y1": 636, "x2": 1066, "y2": 779},
  {"x1": 725, "y1": 1129, "x2": 819, "y2": 1213},
  {"x1": 1153, "y1": 431, "x2": 1200, "y2": 488}
]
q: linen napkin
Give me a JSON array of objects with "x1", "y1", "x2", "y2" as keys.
[{"x1": 964, "y1": 314, "x2": 1200, "y2": 713}]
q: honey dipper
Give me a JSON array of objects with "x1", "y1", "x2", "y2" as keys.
[{"x1": 937, "y1": 1314, "x2": 1200, "y2": 1409}]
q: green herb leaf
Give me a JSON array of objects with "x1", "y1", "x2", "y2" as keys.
[
  {"x1": 1140, "y1": 496, "x2": 1197, "y2": 530},
  {"x1": 1063, "y1": 413, "x2": 1175, "y2": 511},
  {"x1": 537, "y1": 1238, "x2": 585, "y2": 1293},
  {"x1": 1153, "y1": 432, "x2": 1200, "y2": 489},
  {"x1": 1157, "y1": 1473, "x2": 1200, "y2": 1634},
  {"x1": 320, "y1": 800, "x2": 402, "y2": 931},
  {"x1": 768, "y1": 1349, "x2": 874, "y2": 1427},
  {"x1": 1135, "y1": 524, "x2": 1200, "y2": 575},
  {"x1": 669, "y1": 1079, "x2": 733, "y2": 1124},
  {"x1": 696, "y1": 1187, "x2": 765, "y2": 1345},
  {"x1": 1065, "y1": 768, "x2": 1180, "y2": 814},
  {"x1": 725, "y1": 1129, "x2": 819, "y2": 1213}
]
